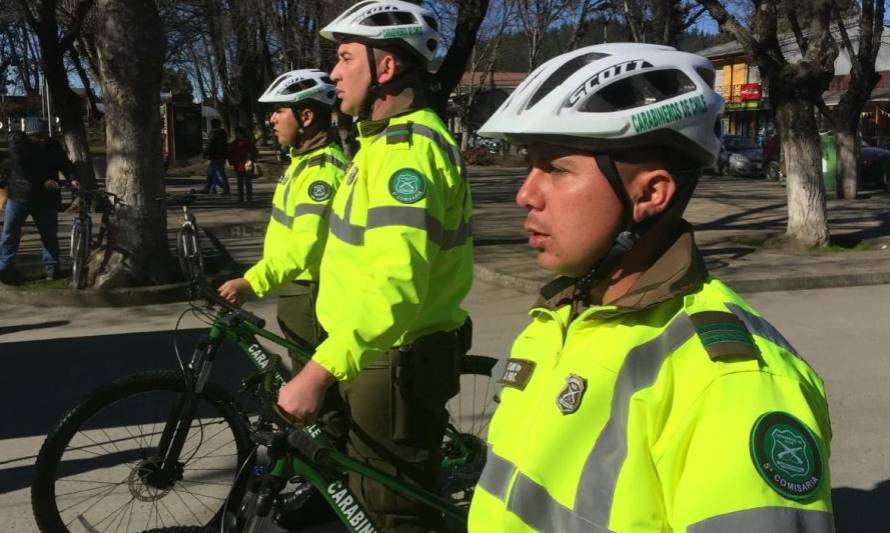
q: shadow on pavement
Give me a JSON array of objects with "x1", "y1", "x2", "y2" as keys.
[
  {"x1": 0, "y1": 328, "x2": 265, "y2": 495},
  {"x1": 1, "y1": 328, "x2": 258, "y2": 441},
  {"x1": 832, "y1": 482, "x2": 890, "y2": 530},
  {"x1": 0, "y1": 320, "x2": 70, "y2": 336}
]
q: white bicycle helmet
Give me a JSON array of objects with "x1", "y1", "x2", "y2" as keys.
[
  {"x1": 478, "y1": 42, "x2": 724, "y2": 168},
  {"x1": 258, "y1": 69, "x2": 337, "y2": 107},
  {"x1": 320, "y1": 0, "x2": 442, "y2": 67}
]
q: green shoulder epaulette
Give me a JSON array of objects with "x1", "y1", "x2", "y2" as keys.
[
  {"x1": 689, "y1": 311, "x2": 758, "y2": 361},
  {"x1": 385, "y1": 123, "x2": 413, "y2": 145}
]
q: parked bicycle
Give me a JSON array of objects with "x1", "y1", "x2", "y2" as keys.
[
  {"x1": 68, "y1": 189, "x2": 117, "y2": 289},
  {"x1": 32, "y1": 192, "x2": 498, "y2": 532}
]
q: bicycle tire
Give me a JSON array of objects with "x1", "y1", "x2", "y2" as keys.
[
  {"x1": 440, "y1": 354, "x2": 500, "y2": 507},
  {"x1": 70, "y1": 220, "x2": 89, "y2": 289},
  {"x1": 32, "y1": 370, "x2": 253, "y2": 533},
  {"x1": 177, "y1": 224, "x2": 204, "y2": 283}
]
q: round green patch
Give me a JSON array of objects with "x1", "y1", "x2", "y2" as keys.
[
  {"x1": 750, "y1": 412, "x2": 824, "y2": 501},
  {"x1": 308, "y1": 180, "x2": 332, "y2": 201},
  {"x1": 388, "y1": 168, "x2": 427, "y2": 204}
]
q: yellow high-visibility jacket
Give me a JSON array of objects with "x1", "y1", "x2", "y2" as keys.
[
  {"x1": 313, "y1": 107, "x2": 474, "y2": 381},
  {"x1": 243, "y1": 140, "x2": 346, "y2": 296},
  {"x1": 469, "y1": 230, "x2": 833, "y2": 533}
]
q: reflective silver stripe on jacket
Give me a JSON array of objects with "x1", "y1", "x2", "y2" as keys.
[
  {"x1": 376, "y1": 122, "x2": 467, "y2": 180},
  {"x1": 329, "y1": 205, "x2": 471, "y2": 249},
  {"x1": 477, "y1": 448, "x2": 515, "y2": 501},
  {"x1": 477, "y1": 312, "x2": 697, "y2": 533},
  {"x1": 726, "y1": 303, "x2": 802, "y2": 358},
  {"x1": 688, "y1": 507, "x2": 834, "y2": 533},
  {"x1": 270, "y1": 204, "x2": 330, "y2": 229}
]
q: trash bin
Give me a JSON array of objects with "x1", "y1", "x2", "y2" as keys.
[{"x1": 820, "y1": 132, "x2": 837, "y2": 196}]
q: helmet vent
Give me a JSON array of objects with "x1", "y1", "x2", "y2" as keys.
[
  {"x1": 363, "y1": 11, "x2": 416, "y2": 26},
  {"x1": 284, "y1": 79, "x2": 317, "y2": 94},
  {"x1": 423, "y1": 15, "x2": 438, "y2": 31},
  {"x1": 525, "y1": 52, "x2": 608, "y2": 110},
  {"x1": 580, "y1": 69, "x2": 696, "y2": 112}
]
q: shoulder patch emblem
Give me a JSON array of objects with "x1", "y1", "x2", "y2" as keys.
[
  {"x1": 388, "y1": 168, "x2": 427, "y2": 204},
  {"x1": 750, "y1": 412, "x2": 825, "y2": 501},
  {"x1": 689, "y1": 311, "x2": 758, "y2": 361},
  {"x1": 497, "y1": 358, "x2": 536, "y2": 391},
  {"x1": 556, "y1": 374, "x2": 586, "y2": 415},
  {"x1": 308, "y1": 180, "x2": 332, "y2": 201}
]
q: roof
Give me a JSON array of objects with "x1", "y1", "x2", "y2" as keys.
[{"x1": 457, "y1": 72, "x2": 526, "y2": 89}]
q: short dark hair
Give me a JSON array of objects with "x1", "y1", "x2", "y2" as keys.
[
  {"x1": 211, "y1": 118, "x2": 222, "y2": 129},
  {"x1": 294, "y1": 102, "x2": 333, "y2": 130}
]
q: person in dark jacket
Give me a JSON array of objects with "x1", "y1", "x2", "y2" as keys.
[
  {"x1": 226, "y1": 126, "x2": 258, "y2": 203},
  {"x1": 202, "y1": 118, "x2": 230, "y2": 194},
  {"x1": 0, "y1": 118, "x2": 79, "y2": 282}
]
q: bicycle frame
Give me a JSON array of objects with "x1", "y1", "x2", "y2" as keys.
[{"x1": 158, "y1": 311, "x2": 468, "y2": 532}]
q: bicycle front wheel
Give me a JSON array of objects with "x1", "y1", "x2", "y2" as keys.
[
  {"x1": 32, "y1": 370, "x2": 252, "y2": 533},
  {"x1": 440, "y1": 354, "x2": 500, "y2": 507}
]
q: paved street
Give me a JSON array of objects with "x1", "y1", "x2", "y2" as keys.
[{"x1": 1, "y1": 281, "x2": 889, "y2": 530}]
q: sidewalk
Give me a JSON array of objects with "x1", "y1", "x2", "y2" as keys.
[
  {"x1": 4, "y1": 161, "x2": 890, "y2": 299},
  {"x1": 470, "y1": 168, "x2": 890, "y2": 294}
]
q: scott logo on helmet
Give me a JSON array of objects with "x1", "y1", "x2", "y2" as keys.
[
  {"x1": 567, "y1": 59, "x2": 652, "y2": 107},
  {"x1": 631, "y1": 94, "x2": 709, "y2": 133}
]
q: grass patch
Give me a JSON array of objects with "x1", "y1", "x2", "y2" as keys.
[{"x1": 818, "y1": 242, "x2": 875, "y2": 253}]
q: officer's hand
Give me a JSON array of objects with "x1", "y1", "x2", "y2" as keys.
[
  {"x1": 70, "y1": 180, "x2": 81, "y2": 190},
  {"x1": 218, "y1": 277, "x2": 256, "y2": 306},
  {"x1": 44, "y1": 179, "x2": 59, "y2": 191},
  {"x1": 277, "y1": 361, "x2": 336, "y2": 425}
]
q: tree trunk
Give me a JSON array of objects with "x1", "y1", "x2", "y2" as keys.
[
  {"x1": 36, "y1": 26, "x2": 98, "y2": 189},
  {"x1": 774, "y1": 99, "x2": 829, "y2": 248},
  {"x1": 91, "y1": 0, "x2": 168, "y2": 288},
  {"x1": 835, "y1": 129, "x2": 859, "y2": 199}
]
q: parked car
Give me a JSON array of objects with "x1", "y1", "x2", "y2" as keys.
[
  {"x1": 716, "y1": 134, "x2": 765, "y2": 177},
  {"x1": 763, "y1": 134, "x2": 890, "y2": 189},
  {"x1": 860, "y1": 142, "x2": 890, "y2": 189}
]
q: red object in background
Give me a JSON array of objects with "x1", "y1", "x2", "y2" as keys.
[{"x1": 739, "y1": 83, "x2": 762, "y2": 101}]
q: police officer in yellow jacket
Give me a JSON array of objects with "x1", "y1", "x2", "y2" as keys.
[
  {"x1": 219, "y1": 69, "x2": 346, "y2": 353},
  {"x1": 468, "y1": 44, "x2": 833, "y2": 532},
  {"x1": 275, "y1": 2, "x2": 474, "y2": 531}
]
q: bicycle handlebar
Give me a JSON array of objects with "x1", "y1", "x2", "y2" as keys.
[
  {"x1": 191, "y1": 276, "x2": 266, "y2": 329},
  {"x1": 287, "y1": 428, "x2": 330, "y2": 464}
]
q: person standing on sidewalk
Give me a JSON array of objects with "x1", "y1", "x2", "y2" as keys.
[
  {"x1": 218, "y1": 69, "x2": 346, "y2": 358},
  {"x1": 0, "y1": 119, "x2": 79, "y2": 282},
  {"x1": 226, "y1": 126, "x2": 259, "y2": 204},
  {"x1": 468, "y1": 44, "x2": 833, "y2": 532},
  {"x1": 275, "y1": 2, "x2": 474, "y2": 531},
  {"x1": 202, "y1": 118, "x2": 230, "y2": 194}
]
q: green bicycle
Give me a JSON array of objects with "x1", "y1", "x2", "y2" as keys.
[{"x1": 31, "y1": 194, "x2": 499, "y2": 533}]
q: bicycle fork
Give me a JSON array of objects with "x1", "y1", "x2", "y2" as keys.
[{"x1": 153, "y1": 335, "x2": 221, "y2": 485}]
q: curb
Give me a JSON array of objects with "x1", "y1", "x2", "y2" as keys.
[
  {"x1": 0, "y1": 281, "x2": 192, "y2": 308},
  {"x1": 474, "y1": 264, "x2": 890, "y2": 296}
]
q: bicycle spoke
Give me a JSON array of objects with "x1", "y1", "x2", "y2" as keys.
[
  {"x1": 170, "y1": 485, "x2": 205, "y2": 524},
  {"x1": 61, "y1": 477, "x2": 127, "y2": 527}
]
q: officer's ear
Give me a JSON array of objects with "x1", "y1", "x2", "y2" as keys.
[
  {"x1": 625, "y1": 167, "x2": 676, "y2": 224},
  {"x1": 298, "y1": 107, "x2": 315, "y2": 129},
  {"x1": 375, "y1": 49, "x2": 400, "y2": 84}
]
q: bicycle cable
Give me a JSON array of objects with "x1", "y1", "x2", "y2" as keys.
[{"x1": 172, "y1": 307, "x2": 192, "y2": 373}]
